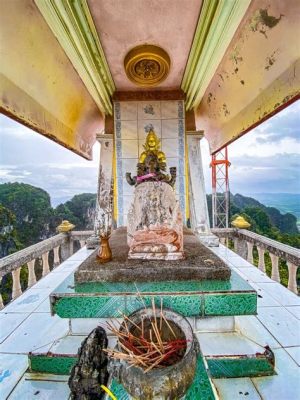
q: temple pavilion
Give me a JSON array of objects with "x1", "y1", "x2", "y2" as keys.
[{"x1": 0, "y1": 0, "x2": 299, "y2": 399}]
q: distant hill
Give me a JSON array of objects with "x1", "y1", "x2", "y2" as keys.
[
  {"x1": 0, "y1": 183, "x2": 96, "y2": 256},
  {"x1": 231, "y1": 193, "x2": 299, "y2": 234},
  {"x1": 207, "y1": 192, "x2": 299, "y2": 235},
  {"x1": 0, "y1": 183, "x2": 299, "y2": 256},
  {"x1": 250, "y1": 193, "x2": 300, "y2": 221}
]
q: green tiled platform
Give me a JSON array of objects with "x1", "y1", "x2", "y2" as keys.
[{"x1": 50, "y1": 270, "x2": 257, "y2": 318}]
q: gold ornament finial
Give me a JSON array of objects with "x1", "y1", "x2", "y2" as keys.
[
  {"x1": 57, "y1": 220, "x2": 75, "y2": 233},
  {"x1": 231, "y1": 216, "x2": 251, "y2": 229}
]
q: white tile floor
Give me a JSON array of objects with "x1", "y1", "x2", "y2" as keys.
[{"x1": 0, "y1": 244, "x2": 299, "y2": 399}]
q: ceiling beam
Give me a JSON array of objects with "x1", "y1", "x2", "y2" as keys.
[
  {"x1": 35, "y1": 0, "x2": 115, "y2": 115},
  {"x1": 182, "y1": 0, "x2": 251, "y2": 110}
]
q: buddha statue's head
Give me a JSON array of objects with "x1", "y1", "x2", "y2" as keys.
[{"x1": 144, "y1": 129, "x2": 160, "y2": 152}]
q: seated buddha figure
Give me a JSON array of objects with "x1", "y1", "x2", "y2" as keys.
[
  {"x1": 126, "y1": 128, "x2": 176, "y2": 187},
  {"x1": 126, "y1": 128, "x2": 183, "y2": 260},
  {"x1": 139, "y1": 129, "x2": 166, "y2": 164}
]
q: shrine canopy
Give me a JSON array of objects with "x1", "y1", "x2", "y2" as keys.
[{"x1": 1, "y1": 0, "x2": 299, "y2": 158}]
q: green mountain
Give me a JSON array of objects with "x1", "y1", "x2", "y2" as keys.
[
  {"x1": 0, "y1": 182, "x2": 54, "y2": 248},
  {"x1": 0, "y1": 183, "x2": 299, "y2": 253},
  {"x1": 0, "y1": 183, "x2": 96, "y2": 256},
  {"x1": 231, "y1": 193, "x2": 299, "y2": 234}
]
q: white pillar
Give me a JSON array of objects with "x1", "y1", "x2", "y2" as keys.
[
  {"x1": 270, "y1": 253, "x2": 280, "y2": 283},
  {"x1": 79, "y1": 240, "x2": 85, "y2": 248},
  {"x1": 257, "y1": 247, "x2": 266, "y2": 273},
  {"x1": 53, "y1": 246, "x2": 60, "y2": 267},
  {"x1": 220, "y1": 237, "x2": 226, "y2": 245},
  {"x1": 42, "y1": 251, "x2": 50, "y2": 276},
  {"x1": 287, "y1": 262, "x2": 298, "y2": 294},
  {"x1": 27, "y1": 259, "x2": 36, "y2": 287},
  {"x1": 87, "y1": 133, "x2": 114, "y2": 248},
  {"x1": 246, "y1": 242, "x2": 254, "y2": 264},
  {"x1": 186, "y1": 132, "x2": 211, "y2": 235},
  {"x1": 12, "y1": 268, "x2": 22, "y2": 299}
]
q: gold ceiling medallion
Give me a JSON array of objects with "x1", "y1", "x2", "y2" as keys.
[{"x1": 124, "y1": 45, "x2": 171, "y2": 87}]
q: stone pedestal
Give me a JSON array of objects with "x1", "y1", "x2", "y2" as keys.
[{"x1": 127, "y1": 181, "x2": 184, "y2": 260}]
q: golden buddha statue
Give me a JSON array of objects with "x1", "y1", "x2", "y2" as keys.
[
  {"x1": 126, "y1": 128, "x2": 176, "y2": 187},
  {"x1": 139, "y1": 129, "x2": 166, "y2": 164}
]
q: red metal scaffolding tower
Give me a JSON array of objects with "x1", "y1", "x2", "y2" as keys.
[{"x1": 211, "y1": 147, "x2": 230, "y2": 228}]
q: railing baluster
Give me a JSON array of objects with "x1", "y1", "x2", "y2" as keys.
[
  {"x1": 79, "y1": 240, "x2": 86, "y2": 248},
  {"x1": 287, "y1": 262, "x2": 298, "y2": 294},
  {"x1": 12, "y1": 268, "x2": 22, "y2": 299},
  {"x1": 27, "y1": 259, "x2": 36, "y2": 287},
  {"x1": 233, "y1": 238, "x2": 238, "y2": 253},
  {"x1": 246, "y1": 241, "x2": 254, "y2": 264},
  {"x1": 53, "y1": 246, "x2": 60, "y2": 267},
  {"x1": 270, "y1": 253, "x2": 280, "y2": 283},
  {"x1": 42, "y1": 251, "x2": 50, "y2": 276},
  {"x1": 0, "y1": 277, "x2": 4, "y2": 310},
  {"x1": 220, "y1": 237, "x2": 226, "y2": 245},
  {"x1": 257, "y1": 247, "x2": 266, "y2": 272}
]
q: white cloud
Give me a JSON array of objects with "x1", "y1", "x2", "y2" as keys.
[{"x1": 1, "y1": 100, "x2": 299, "y2": 204}]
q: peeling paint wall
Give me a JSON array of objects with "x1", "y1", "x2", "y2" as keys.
[
  {"x1": 195, "y1": 0, "x2": 300, "y2": 154},
  {"x1": 0, "y1": 0, "x2": 104, "y2": 159}
]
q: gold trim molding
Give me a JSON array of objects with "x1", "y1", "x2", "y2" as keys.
[{"x1": 124, "y1": 45, "x2": 170, "y2": 87}]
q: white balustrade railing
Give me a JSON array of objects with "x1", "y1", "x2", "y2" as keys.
[
  {"x1": 212, "y1": 228, "x2": 300, "y2": 295},
  {"x1": 0, "y1": 230, "x2": 93, "y2": 309}
]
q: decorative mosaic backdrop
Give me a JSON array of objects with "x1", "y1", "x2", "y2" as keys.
[{"x1": 114, "y1": 100, "x2": 186, "y2": 226}]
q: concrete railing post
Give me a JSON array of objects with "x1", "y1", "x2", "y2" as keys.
[
  {"x1": 246, "y1": 241, "x2": 254, "y2": 264},
  {"x1": 12, "y1": 267, "x2": 22, "y2": 299},
  {"x1": 0, "y1": 278, "x2": 4, "y2": 310},
  {"x1": 53, "y1": 246, "x2": 60, "y2": 267},
  {"x1": 60, "y1": 233, "x2": 72, "y2": 261},
  {"x1": 57, "y1": 221, "x2": 75, "y2": 262},
  {"x1": 257, "y1": 247, "x2": 266, "y2": 273},
  {"x1": 41, "y1": 251, "x2": 50, "y2": 276},
  {"x1": 270, "y1": 253, "x2": 280, "y2": 283},
  {"x1": 220, "y1": 237, "x2": 226, "y2": 245},
  {"x1": 27, "y1": 259, "x2": 37, "y2": 287},
  {"x1": 287, "y1": 262, "x2": 298, "y2": 294}
]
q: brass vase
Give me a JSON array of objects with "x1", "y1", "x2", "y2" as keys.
[{"x1": 97, "y1": 235, "x2": 112, "y2": 263}]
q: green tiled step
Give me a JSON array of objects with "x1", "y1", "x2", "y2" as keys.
[
  {"x1": 29, "y1": 335, "x2": 85, "y2": 375},
  {"x1": 207, "y1": 354, "x2": 275, "y2": 378},
  {"x1": 29, "y1": 355, "x2": 77, "y2": 375},
  {"x1": 28, "y1": 331, "x2": 274, "y2": 380},
  {"x1": 105, "y1": 355, "x2": 216, "y2": 400},
  {"x1": 50, "y1": 271, "x2": 257, "y2": 318},
  {"x1": 198, "y1": 332, "x2": 275, "y2": 379}
]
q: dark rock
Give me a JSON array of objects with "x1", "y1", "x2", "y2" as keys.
[{"x1": 69, "y1": 326, "x2": 109, "y2": 400}]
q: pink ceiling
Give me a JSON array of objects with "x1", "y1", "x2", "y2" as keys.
[{"x1": 88, "y1": 0, "x2": 203, "y2": 90}]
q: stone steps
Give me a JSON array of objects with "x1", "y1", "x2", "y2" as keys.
[{"x1": 50, "y1": 270, "x2": 257, "y2": 318}]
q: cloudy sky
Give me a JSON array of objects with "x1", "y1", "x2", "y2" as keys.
[{"x1": 0, "y1": 100, "x2": 299, "y2": 206}]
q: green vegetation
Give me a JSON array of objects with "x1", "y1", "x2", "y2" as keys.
[
  {"x1": 0, "y1": 183, "x2": 96, "y2": 303},
  {"x1": 207, "y1": 193, "x2": 300, "y2": 290},
  {"x1": 0, "y1": 183, "x2": 299, "y2": 301}
]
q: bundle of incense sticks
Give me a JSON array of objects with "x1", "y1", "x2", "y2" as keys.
[{"x1": 104, "y1": 300, "x2": 187, "y2": 373}]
